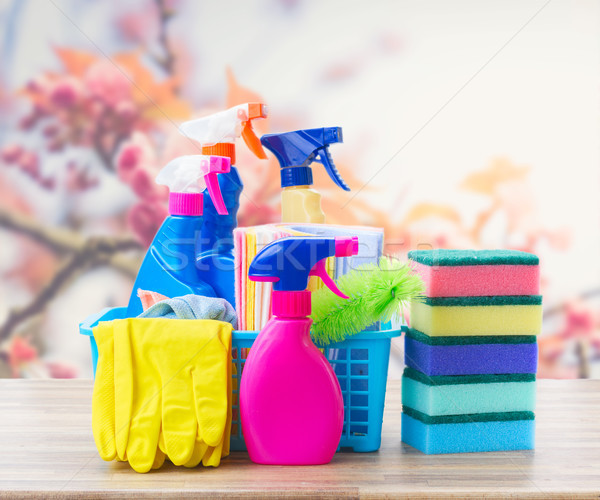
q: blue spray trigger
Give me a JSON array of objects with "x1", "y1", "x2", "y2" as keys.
[
  {"x1": 261, "y1": 127, "x2": 350, "y2": 191},
  {"x1": 314, "y1": 145, "x2": 350, "y2": 191}
]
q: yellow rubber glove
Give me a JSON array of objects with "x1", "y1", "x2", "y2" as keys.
[
  {"x1": 114, "y1": 320, "x2": 163, "y2": 473},
  {"x1": 93, "y1": 317, "x2": 232, "y2": 473},
  {"x1": 91, "y1": 321, "x2": 117, "y2": 462}
]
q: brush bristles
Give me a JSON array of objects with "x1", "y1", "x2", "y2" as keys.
[{"x1": 310, "y1": 256, "x2": 425, "y2": 346}]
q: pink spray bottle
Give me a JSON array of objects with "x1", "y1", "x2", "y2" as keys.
[{"x1": 240, "y1": 236, "x2": 359, "y2": 465}]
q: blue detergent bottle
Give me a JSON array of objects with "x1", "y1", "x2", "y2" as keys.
[
  {"x1": 179, "y1": 103, "x2": 268, "y2": 307},
  {"x1": 126, "y1": 155, "x2": 230, "y2": 316}
]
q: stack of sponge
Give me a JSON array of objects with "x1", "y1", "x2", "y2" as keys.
[{"x1": 401, "y1": 249, "x2": 541, "y2": 454}]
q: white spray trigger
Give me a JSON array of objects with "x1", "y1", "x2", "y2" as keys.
[
  {"x1": 156, "y1": 155, "x2": 229, "y2": 194},
  {"x1": 179, "y1": 103, "x2": 268, "y2": 158}
]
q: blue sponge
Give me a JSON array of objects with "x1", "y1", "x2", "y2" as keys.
[{"x1": 401, "y1": 408, "x2": 535, "y2": 454}]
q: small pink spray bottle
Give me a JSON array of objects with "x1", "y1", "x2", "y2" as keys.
[{"x1": 240, "y1": 236, "x2": 359, "y2": 465}]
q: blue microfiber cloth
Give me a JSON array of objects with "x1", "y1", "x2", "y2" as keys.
[{"x1": 138, "y1": 294, "x2": 238, "y2": 329}]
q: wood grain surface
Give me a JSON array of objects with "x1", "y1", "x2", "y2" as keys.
[{"x1": 0, "y1": 379, "x2": 599, "y2": 499}]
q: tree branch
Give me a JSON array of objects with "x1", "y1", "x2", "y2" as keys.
[
  {"x1": 0, "y1": 207, "x2": 84, "y2": 254},
  {"x1": 0, "y1": 206, "x2": 142, "y2": 275},
  {"x1": 0, "y1": 237, "x2": 141, "y2": 342},
  {"x1": 0, "y1": 207, "x2": 145, "y2": 340},
  {"x1": 153, "y1": 0, "x2": 177, "y2": 77}
]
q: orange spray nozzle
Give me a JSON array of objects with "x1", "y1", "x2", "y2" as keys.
[{"x1": 241, "y1": 103, "x2": 268, "y2": 159}]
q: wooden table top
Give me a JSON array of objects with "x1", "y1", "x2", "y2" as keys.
[{"x1": 0, "y1": 379, "x2": 599, "y2": 499}]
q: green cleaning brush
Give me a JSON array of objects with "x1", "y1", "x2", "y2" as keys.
[{"x1": 310, "y1": 256, "x2": 425, "y2": 346}]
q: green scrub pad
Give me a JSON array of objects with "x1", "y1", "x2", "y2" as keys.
[
  {"x1": 411, "y1": 295, "x2": 542, "y2": 337},
  {"x1": 408, "y1": 249, "x2": 539, "y2": 267},
  {"x1": 402, "y1": 367, "x2": 536, "y2": 416},
  {"x1": 405, "y1": 328, "x2": 537, "y2": 346}
]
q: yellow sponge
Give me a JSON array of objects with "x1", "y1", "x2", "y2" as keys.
[{"x1": 411, "y1": 296, "x2": 542, "y2": 337}]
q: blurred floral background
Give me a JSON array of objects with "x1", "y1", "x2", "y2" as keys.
[{"x1": 0, "y1": 0, "x2": 598, "y2": 379}]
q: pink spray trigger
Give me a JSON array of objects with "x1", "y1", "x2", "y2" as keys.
[
  {"x1": 203, "y1": 156, "x2": 231, "y2": 215},
  {"x1": 309, "y1": 237, "x2": 359, "y2": 298},
  {"x1": 309, "y1": 260, "x2": 348, "y2": 299}
]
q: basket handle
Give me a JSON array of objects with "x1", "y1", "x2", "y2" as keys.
[{"x1": 79, "y1": 308, "x2": 114, "y2": 337}]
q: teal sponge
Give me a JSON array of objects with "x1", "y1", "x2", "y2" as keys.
[
  {"x1": 402, "y1": 367, "x2": 536, "y2": 416},
  {"x1": 401, "y1": 407, "x2": 535, "y2": 454}
]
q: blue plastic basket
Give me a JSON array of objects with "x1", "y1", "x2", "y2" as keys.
[{"x1": 79, "y1": 308, "x2": 400, "y2": 453}]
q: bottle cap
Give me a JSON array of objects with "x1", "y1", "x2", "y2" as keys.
[
  {"x1": 169, "y1": 192, "x2": 203, "y2": 216},
  {"x1": 280, "y1": 166, "x2": 313, "y2": 188}
]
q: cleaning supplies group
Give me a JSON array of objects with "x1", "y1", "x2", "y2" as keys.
[
  {"x1": 89, "y1": 100, "x2": 540, "y2": 471},
  {"x1": 94, "y1": 102, "x2": 392, "y2": 470}
]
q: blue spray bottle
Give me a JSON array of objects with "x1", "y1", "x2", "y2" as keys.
[
  {"x1": 126, "y1": 155, "x2": 230, "y2": 316},
  {"x1": 260, "y1": 127, "x2": 349, "y2": 223},
  {"x1": 179, "y1": 103, "x2": 268, "y2": 307}
]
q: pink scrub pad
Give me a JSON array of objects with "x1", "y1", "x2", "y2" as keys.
[{"x1": 409, "y1": 249, "x2": 539, "y2": 297}]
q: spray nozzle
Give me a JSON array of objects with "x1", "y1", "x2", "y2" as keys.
[
  {"x1": 156, "y1": 155, "x2": 231, "y2": 216},
  {"x1": 179, "y1": 103, "x2": 268, "y2": 161},
  {"x1": 260, "y1": 127, "x2": 350, "y2": 192},
  {"x1": 248, "y1": 236, "x2": 359, "y2": 297}
]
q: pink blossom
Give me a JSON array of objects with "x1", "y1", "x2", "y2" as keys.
[
  {"x1": 129, "y1": 167, "x2": 163, "y2": 200},
  {"x1": 86, "y1": 99, "x2": 105, "y2": 119},
  {"x1": 561, "y1": 301, "x2": 596, "y2": 340},
  {"x1": 18, "y1": 152, "x2": 39, "y2": 177},
  {"x1": 117, "y1": 5, "x2": 160, "y2": 44},
  {"x1": 25, "y1": 78, "x2": 43, "y2": 93},
  {"x1": 116, "y1": 143, "x2": 144, "y2": 182},
  {"x1": 45, "y1": 361, "x2": 77, "y2": 379},
  {"x1": 42, "y1": 123, "x2": 60, "y2": 138},
  {"x1": 114, "y1": 99, "x2": 138, "y2": 123},
  {"x1": 8, "y1": 337, "x2": 38, "y2": 378},
  {"x1": 50, "y1": 77, "x2": 80, "y2": 108},
  {"x1": 25, "y1": 75, "x2": 52, "y2": 95},
  {"x1": 115, "y1": 132, "x2": 161, "y2": 183},
  {"x1": 39, "y1": 177, "x2": 56, "y2": 190},
  {"x1": 84, "y1": 61, "x2": 132, "y2": 108},
  {"x1": 47, "y1": 139, "x2": 65, "y2": 152},
  {"x1": 1, "y1": 144, "x2": 24, "y2": 163},
  {"x1": 128, "y1": 201, "x2": 168, "y2": 246},
  {"x1": 19, "y1": 113, "x2": 38, "y2": 131},
  {"x1": 65, "y1": 162, "x2": 98, "y2": 192}
]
